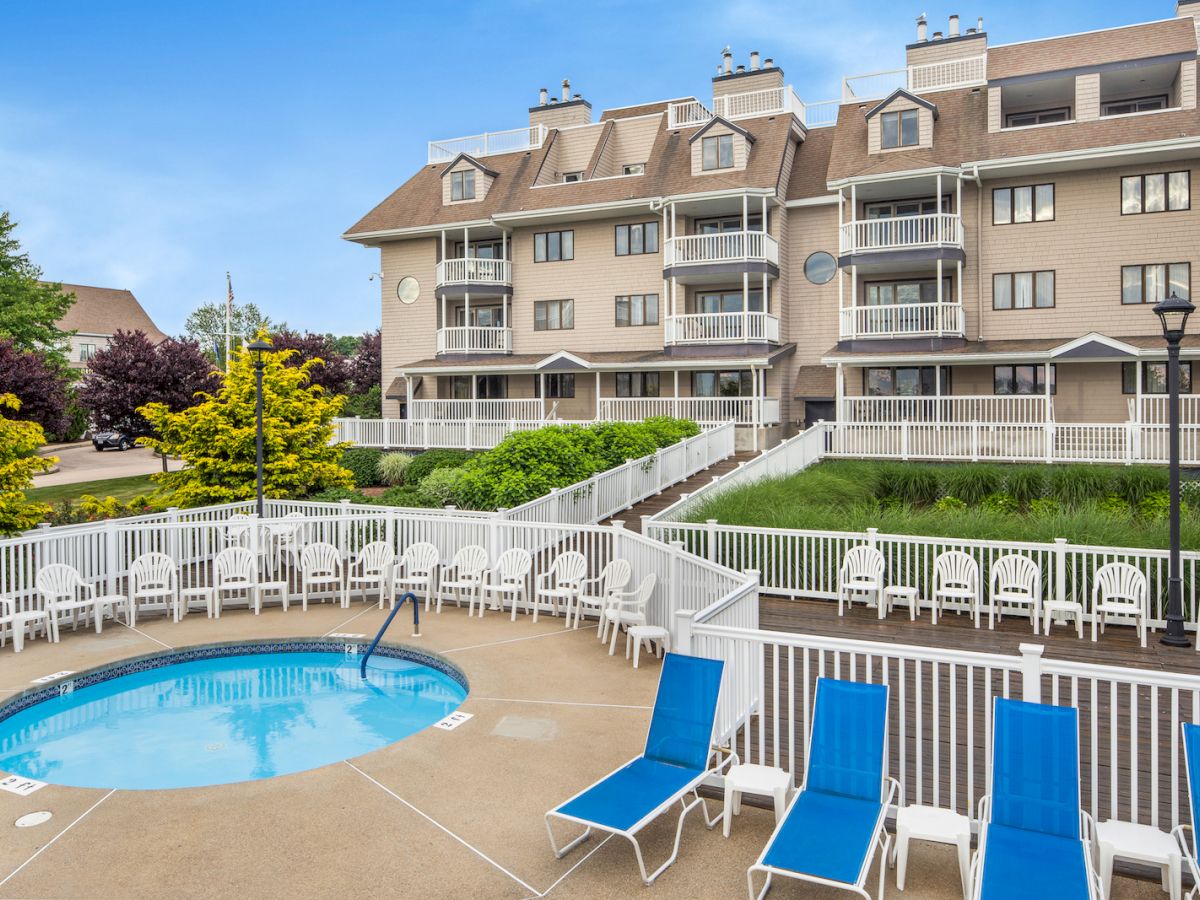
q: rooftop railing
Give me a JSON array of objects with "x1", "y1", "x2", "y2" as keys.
[
  {"x1": 428, "y1": 124, "x2": 548, "y2": 164},
  {"x1": 842, "y1": 53, "x2": 987, "y2": 103}
]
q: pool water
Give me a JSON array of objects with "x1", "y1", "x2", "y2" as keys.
[{"x1": 0, "y1": 651, "x2": 467, "y2": 790}]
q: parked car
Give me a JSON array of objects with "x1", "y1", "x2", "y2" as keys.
[{"x1": 93, "y1": 431, "x2": 135, "y2": 451}]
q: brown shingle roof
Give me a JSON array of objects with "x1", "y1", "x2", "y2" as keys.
[
  {"x1": 345, "y1": 114, "x2": 798, "y2": 238},
  {"x1": 989, "y1": 18, "x2": 1197, "y2": 82},
  {"x1": 786, "y1": 126, "x2": 836, "y2": 200},
  {"x1": 599, "y1": 100, "x2": 680, "y2": 121},
  {"x1": 53, "y1": 283, "x2": 168, "y2": 342},
  {"x1": 393, "y1": 345, "x2": 795, "y2": 372}
]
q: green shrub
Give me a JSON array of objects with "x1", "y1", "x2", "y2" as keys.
[
  {"x1": 379, "y1": 485, "x2": 441, "y2": 508},
  {"x1": 1005, "y1": 467, "x2": 1046, "y2": 506},
  {"x1": 933, "y1": 495, "x2": 967, "y2": 513},
  {"x1": 307, "y1": 486, "x2": 373, "y2": 504},
  {"x1": 341, "y1": 447, "x2": 383, "y2": 488},
  {"x1": 1138, "y1": 490, "x2": 1181, "y2": 521},
  {"x1": 586, "y1": 421, "x2": 659, "y2": 469},
  {"x1": 406, "y1": 449, "x2": 475, "y2": 486},
  {"x1": 981, "y1": 492, "x2": 1018, "y2": 514},
  {"x1": 342, "y1": 385, "x2": 382, "y2": 419},
  {"x1": 640, "y1": 416, "x2": 701, "y2": 447},
  {"x1": 1111, "y1": 466, "x2": 1168, "y2": 506},
  {"x1": 1029, "y1": 497, "x2": 1061, "y2": 517},
  {"x1": 1047, "y1": 464, "x2": 1111, "y2": 506},
  {"x1": 377, "y1": 452, "x2": 414, "y2": 486},
  {"x1": 420, "y1": 467, "x2": 466, "y2": 506},
  {"x1": 1097, "y1": 494, "x2": 1132, "y2": 516},
  {"x1": 940, "y1": 464, "x2": 1003, "y2": 506},
  {"x1": 879, "y1": 464, "x2": 940, "y2": 506}
]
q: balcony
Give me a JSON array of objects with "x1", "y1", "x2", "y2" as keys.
[
  {"x1": 436, "y1": 258, "x2": 512, "y2": 292},
  {"x1": 435, "y1": 326, "x2": 512, "y2": 355},
  {"x1": 663, "y1": 231, "x2": 780, "y2": 268},
  {"x1": 839, "y1": 213, "x2": 963, "y2": 256},
  {"x1": 664, "y1": 311, "x2": 780, "y2": 346},
  {"x1": 427, "y1": 124, "x2": 547, "y2": 164},
  {"x1": 839, "y1": 302, "x2": 964, "y2": 340},
  {"x1": 666, "y1": 88, "x2": 839, "y2": 130}
]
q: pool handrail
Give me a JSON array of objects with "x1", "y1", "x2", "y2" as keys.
[{"x1": 360, "y1": 590, "x2": 421, "y2": 677}]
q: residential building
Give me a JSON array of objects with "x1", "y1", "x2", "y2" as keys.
[
  {"x1": 53, "y1": 283, "x2": 168, "y2": 369},
  {"x1": 346, "y1": 4, "x2": 1200, "y2": 456}
]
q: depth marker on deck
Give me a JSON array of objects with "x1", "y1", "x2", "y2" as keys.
[{"x1": 434, "y1": 711, "x2": 473, "y2": 731}]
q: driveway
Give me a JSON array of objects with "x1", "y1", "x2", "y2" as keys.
[{"x1": 34, "y1": 441, "x2": 182, "y2": 487}]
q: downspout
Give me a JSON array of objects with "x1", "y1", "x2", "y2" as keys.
[{"x1": 970, "y1": 165, "x2": 983, "y2": 342}]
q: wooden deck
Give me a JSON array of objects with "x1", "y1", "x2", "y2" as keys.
[{"x1": 604, "y1": 452, "x2": 753, "y2": 532}]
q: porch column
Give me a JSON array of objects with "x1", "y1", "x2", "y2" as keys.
[
  {"x1": 1135, "y1": 359, "x2": 1144, "y2": 423},
  {"x1": 1044, "y1": 360, "x2": 1054, "y2": 463},
  {"x1": 742, "y1": 271, "x2": 750, "y2": 341},
  {"x1": 594, "y1": 370, "x2": 601, "y2": 421},
  {"x1": 837, "y1": 188, "x2": 845, "y2": 331},
  {"x1": 440, "y1": 229, "x2": 446, "y2": 261},
  {"x1": 673, "y1": 370, "x2": 680, "y2": 418},
  {"x1": 936, "y1": 172, "x2": 942, "y2": 212},
  {"x1": 539, "y1": 371, "x2": 546, "y2": 420},
  {"x1": 835, "y1": 362, "x2": 845, "y2": 422},
  {"x1": 502, "y1": 294, "x2": 509, "y2": 348},
  {"x1": 936, "y1": 258, "x2": 944, "y2": 306},
  {"x1": 742, "y1": 193, "x2": 749, "y2": 253},
  {"x1": 750, "y1": 364, "x2": 760, "y2": 452},
  {"x1": 405, "y1": 376, "x2": 413, "y2": 420}
]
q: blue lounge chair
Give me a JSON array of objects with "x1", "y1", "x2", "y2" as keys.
[
  {"x1": 1174, "y1": 722, "x2": 1200, "y2": 899},
  {"x1": 545, "y1": 652, "x2": 729, "y2": 885},
  {"x1": 747, "y1": 678, "x2": 897, "y2": 899},
  {"x1": 971, "y1": 698, "x2": 1101, "y2": 900}
]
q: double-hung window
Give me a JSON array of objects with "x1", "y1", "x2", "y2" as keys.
[
  {"x1": 1121, "y1": 264, "x2": 1190, "y2": 304},
  {"x1": 993, "y1": 185, "x2": 1054, "y2": 224},
  {"x1": 533, "y1": 230, "x2": 574, "y2": 262},
  {"x1": 701, "y1": 134, "x2": 734, "y2": 170},
  {"x1": 992, "y1": 271, "x2": 1055, "y2": 309},
  {"x1": 450, "y1": 170, "x2": 475, "y2": 201},
  {"x1": 615, "y1": 294, "x2": 659, "y2": 326},
  {"x1": 615, "y1": 372, "x2": 660, "y2": 398},
  {"x1": 1121, "y1": 172, "x2": 1190, "y2": 214},
  {"x1": 534, "y1": 374, "x2": 575, "y2": 398},
  {"x1": 880, "y1": 109, "x2": 919, "y2": 148},
  {"x1": 615, "y1": 222, "x2": 659, "y2": 255},
  {"x1": 534, "y1": 299, "x2": 574, "y2": 330}
]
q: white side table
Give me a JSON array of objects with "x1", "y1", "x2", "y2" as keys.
[
  {"x1": 7, "y1": 611, "x2": 48, "y2": 653},
  {"x1": 891, "y1": 804, "x2": 971, "y2": 894},
  {"x1": 1097, "y1": 819, "x2": 1180, "y2": 900},
  {"x1": 181, "y1": 587, "x2": 217, "y2": 618},
  {"x1": 625, "y1": 624, "x2": 670, "y2": 669},
  {"x1": 722, "y1": 763, "x2": 791, "y2": 838},
  {"x1": 884, "y1": 585, "x2": 920, "y2": 621},
  {"x1": 255, "y1": 581, "x2": 290, "y2": 614},
  {"x1": 1042, "y1": 599, "x2": 1084, "y2": 638}
]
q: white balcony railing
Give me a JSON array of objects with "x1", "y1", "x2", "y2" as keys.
[
  {"x1": 427, "y1": 124, "x2": 548, "y2": 164},
  {"x1": 1133, "y1": 395, "x2": 1200, "y2": 425},
  {"x1": 407, "y1": 398, "x2": 542, "y2": 421},
  {"x1": 435, "y1": 258, "x2": 512, "y2": 288},
  {"x1": 842, "y1": 395, "x2": 1052, "y2": 425},
  {"x1": 598, "y1": 396, "x2": 780, "y2": 425},
  {"x1": 667, "y1": 99, "x2": 713, "y2": 129},
  {"x1": 712, "y1": 84, "x2": 805, "y2": 122},
  {"x1": 664, "y1": 312, "x2": 780, "y2": 345},
  {"x1": 839, "y1": 213, "x2": 963, "y2": 255},
  {"x1": 842, "y1": 54, "x2": 987, "y2": 103},
  {"x1": 664, "y1": 231, "x2": 780, "y2": 267},
  {"x1": 839, "y1": 302, "x2": 965, "y2": 340},
  {"x1": 435, "y1": 326, "x2": 512, "y2": 355}
]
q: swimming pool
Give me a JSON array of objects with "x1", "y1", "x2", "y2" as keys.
[{"x1": 0, "y1": 640, "x2": 468, "y2": 790}]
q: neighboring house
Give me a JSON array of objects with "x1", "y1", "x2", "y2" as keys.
[
  {"x1": 53, "y1": 283, "x2": 168, "y2": 369},
  {"x1": 345, "y1": 3, "x2": 1200, "y2": 452}
]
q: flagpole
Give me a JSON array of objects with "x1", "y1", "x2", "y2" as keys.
[{"x1": 225, "y1": 271, "x2": 233, "y2": 374}]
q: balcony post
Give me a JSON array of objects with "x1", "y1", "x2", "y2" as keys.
[
  {"x1": 743, "y1": 271, "x2": 750, "y2": 341},
  {"x1": 594, "y1": 371, "x2": 601, "y2": 421},
  {"x1": 673, "y1": 370, "x2": 680, "y2": 418}
]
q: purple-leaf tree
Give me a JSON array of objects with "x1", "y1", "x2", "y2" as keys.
[
  {"x1": 348, "y1": 328, "x2": 381, "y2": 394},
  {"x1": 269, "y1": 329, "x2": 352, "y2": 397},
  {"x1": 0, "y1": 339, "x2": 70, "y2": 438}
]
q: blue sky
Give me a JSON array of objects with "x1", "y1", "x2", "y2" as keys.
[{"x1": 2, "y1": 0, "x2": 1146, "y2": 337}]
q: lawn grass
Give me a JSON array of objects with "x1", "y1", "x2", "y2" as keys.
[
  {"x1": 686, "y1": 459, "x2": 1197, "y2": 550},
  {"x1": 27, "y1": 474, "x2": 158, "y2": 505}
]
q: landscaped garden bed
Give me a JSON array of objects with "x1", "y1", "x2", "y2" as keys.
[{"x1": 684, "y1": 460, "x2": 1198, "y2": 550}]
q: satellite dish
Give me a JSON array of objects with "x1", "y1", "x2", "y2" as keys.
[{"x1": 397, "y1": 276, "x2": 419, "y2": 305}]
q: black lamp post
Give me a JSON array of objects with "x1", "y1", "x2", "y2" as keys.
[
  {"x1": 1154, "y1": 292, "x2": 1195, "y2": 648},
  {"x1": 247, "y1": 339, "x2": 273, "y2": 519}
]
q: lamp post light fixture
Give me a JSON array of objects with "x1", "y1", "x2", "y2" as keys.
[
  {"x1": 247, "y1": 339, "x2": 273, "y2": 519},
  {"x1": 1154, "y1": 292, "x2": 1195, "y2": 648}
]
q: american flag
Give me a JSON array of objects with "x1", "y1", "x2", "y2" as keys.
[{"x1": 226, "y1": 272, "x2": 234, "y2": 318}]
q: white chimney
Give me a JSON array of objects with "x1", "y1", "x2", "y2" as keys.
[
  {"x1": 735, "y1": 64, "x2": 745, "y2": 74},
  {"x1": 538, "y1": 87, "x2": 548, "y2": 107},
  {"x1": 916, "y1": 15, "x2": 927, "y2": 42},
  {"x1": 949, "y1": 14, "x2": 960, "y2": 36},
  {"x1": 977, "y1": 16, "x2": 984, "y2": 32},
  {"x1": 932, "y1": 30, "x2": 943, "y2": 40},
  {"x1": 561, "y1": 79, "x2": 570, "y2": 102},
  {"x1": 763, "y1": 57, "x2": 774, "y2": 68},
  {"x1": 723, "y1": 49, "x2": 733, "y2": 75},
  {"x1": 750, "y1": 50, "x2": 760, "y2": 70}
]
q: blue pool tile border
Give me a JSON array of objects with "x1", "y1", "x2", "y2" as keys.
[{"x1": 0, "y1": 638, "x2": 469, "y2": 726}]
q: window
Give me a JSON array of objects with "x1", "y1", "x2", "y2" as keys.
[
  {"x1": 701, "y1": 134, "x2": 734, "y2": 170},
  {"x1": 616, "y1": 372, "x2": 660, "y2": 397},
  {"x1": 615, "y1": 294, "x2": 659, "y2": 326},
  {"x1": 454, "y1": 239, "x2": 505, "y2": 259},
  {"x1": 561, "y1": 171, "x2": 583, "y2": 183},
  {"x1": 1102, "y1": 95, "x2": 1168, "y2": 117},
  {"x1": 992, "y1": 271, "x2": 1055, "y2": 309},
  {"x1": 696, "y1": 289, "x2": 765, "y2": 314},
  {"x1": 534, "y1": 373, "x2": 575, "y2": 398},
  {"x1": 533, "y1": 230, "x2": 574, "y2": 262},
  {"x1": 450, "y1": 169, "x2": 475, "y2": 201},
  {"x1": 865, "y1": 278, "x2": 952, "y2": 306},
  {"x1": 454, "y1": 305, "x2": 505, "y2": 327},
  {"x1": 993, "y1": 364, "x2": 1056, "y2": 396},
  {"x1": 1121, "y1": 172, "x2": 1190, "y2": 214},
  {"x1": 622, "y1": 163, "x2": 645, "y2": 176},
  {"x1": 993, "y1": 184, "x2": 1054, "y2": 224},
  {"x1": 614, "y1": 222, "x2": 659, "y2": 256},
  {"x1": 864, "y1": 197, "x2": 948, "y2": 219},
  {"x1": 804, "y1": 252, "x2": 837, "y2": 285},
  {"x1": 534, "y1": 299, "x2": 574, "y2": 330},
  {"x1": 880, "y1": 109, "x2": 919, "y2": 149},
  {"x1": 78, "y1": 343, "x2": 98, "y2": 361},
  {"x1": 1121, "y1": 264, "x2": 1190, "y2": 304},
  {"x1": 1005, "y1": 107, "x2": 1071, "y2": 128},
  {"x1": 695, "y1": 213, "x2": 764, "y2": 234},
  {"x1": 693, "y1": 370, "x2": 752, "y2": 397},
  {"x1": 1123, "y1": 361, "x2": 1193, "y2": 394},
  {"x1": 864, "y1": 366, "x2": 950, "y2": 397},
  {"x1": 446, "y1": 374, "x2": 508, "y2": 399}
]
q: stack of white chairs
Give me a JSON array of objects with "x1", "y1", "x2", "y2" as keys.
[{"x1": 573, "y1": 559, "x2": 633, "y2": 632}]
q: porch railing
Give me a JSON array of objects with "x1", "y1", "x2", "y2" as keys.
[
  {"x1": 407, "y1": 399, "x2": 542, "y2": 421},
  {"x1": 663, "y1": 231, "x2": 779, "y2": 266},
  {"x1": 712, "y1": 84, "x2": 804, "y2": 122},
  {"x1": 842, "y1": 395, "x2": 1050, "y2": 424},
  {"x1": 435, "y1": 326, "x2": 512, "y2": 355},
  {"x1": 598, "y1": 397, "x2": 780, "y2": 425},
  {"x1": 435, "y1": 258, "x2": 512, "y2": 287},
  {"x1": 839, "y1": 302, "x2": 964, "y2": 339},
  {"x1": 663, "y1": 311, "x2": 780, "y2": 345},
  {"x1": 427, "y1": 124, "x2": 548, "y2": 164},
  {"x1": 839, "y1": 213, "x2": 963, "y2": 254}
]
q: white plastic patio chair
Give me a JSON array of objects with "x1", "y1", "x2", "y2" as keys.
[
  {"x1": 36, "y1": 564, "x2": 120, "y2": 642},
  {"x1": 437, "y1": 545, "x2": 488, "y2": 614},
  {"x1": 574, "y1": 558, "x2": 633, "y2": 632},
  {"x1": 213, "y1": 546, "x2": 258, "y2": 616},
  {"x1": 932, "y1": 550, "x2": 982, "y2": 627},
  {"x1": 348, "y1": 541, "x2": 395, "y2": 607},
  {"x1": 476, "y1": 548, "x2": 532, "y2": 619},
  {"x1": 989, "y1": 554, "x2": 1042, "y2": 631},
  {"x1": 270, "y1": 511, "x2": 307, "y2": 570},
  {"x1": 0, "y1": 597, "x2": 48, "y2": 653},
  {"x1": 300, "y1": 542, "x2": 345, "y2": 611},
  {"x1": 604, "y1": 573, "x2": 658, "y2": 655},
  {"x1": 392, "y1": 542, "x2": 440, "y2": 611},
  {"x1": 128, "y1": 552, "x2": 180, "y2": 624},
  {"x1": 837, "y1": 545, "x2": 885, "y2": 617},
  {"x1": 534, "y1": 551, "x2": 588, "y2": 625},
  {"x1": 1091, "y1": 562, "x2": 1149, "y2": 647}
]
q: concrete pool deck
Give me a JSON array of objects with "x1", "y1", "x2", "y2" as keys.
[{"x1": 0, "y1": 602, "x2": 1167, "y2": 899}]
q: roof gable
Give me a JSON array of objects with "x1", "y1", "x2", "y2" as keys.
[
  {"x1": 865, "y1": 89, "x2": 939, "y2": 121},
  {"x1": 438, "y1": 153, "x2": 499, "y2": 179},
  {"x1": 688, "y1": 115, "x2": 756, "y2": 145},
  {"x1": 1050, "y1": 332, "x2": 1140, "y2": 359}
]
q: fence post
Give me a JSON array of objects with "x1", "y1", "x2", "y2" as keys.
[
  {"x1": 706, "y1": 518, "x2": 719, "y2": 563},
  {"x1": 668, "y1": 539, "x2": 685, "y2": 629},
  {"x1": 488, "y1": 511, "x2": 501, "y2": 560},
  {"x1": 1053, "y1": 537, "x2": 1068, "y2": 609},
  {"x1": 167, "y1": 507, "x2": 181, "y2": 568},
  {"x1": 1044, "y1": 421, "x2": 1054, "y2": 464},
  {"x1": 385, "y1": 507, "x2": 396, "y2": 552},
  {"x1": 590, "y1": 474, "x2": 600, "y2": 523},
  {"x1": 1019, "y1": 643, "x2": 1045, "y2": 702},
  {"x1": 626, "y1": 459, "x2": 635, "y2": 507},
  {"x1": 653, "y1": 448, "x2": 663, "y2": 494},
  {"x1": 674, "y1": 609, "x2": 695, "y2": 655},
  {"x1": 104, "y1": 519, "x2": 119, "y2": 595},
  {"x1": 866, "y1": 527, "x2": 878, "y2": 551},
  {"x1": 901, "y1": 420, "x2": 910, "y2": 461},
  {"x1": 337, "y1": 499, "x2": 350, "y2": 559}
]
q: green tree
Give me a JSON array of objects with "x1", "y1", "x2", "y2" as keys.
[
  {"x1": 184, "y1": 300, "x2": 273, "y2": 367},
  {"x1": 139, "y1": 337, "x2": 353, "y2": 507},
  {"x1": 0, "y1": 393, "x2": 55, "y2": 535},
  {"x1": 0, "y1": 211, "x2": 75, "y2": 368}
]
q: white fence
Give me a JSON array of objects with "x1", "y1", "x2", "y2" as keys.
[
  {"x1": 332, "y1": 417, "x2": 561, "y2": 451},
  {"x1": 597, "y1": 397, "x2": 780, "y2": 426},
  {"x1": 406, "y1": 399, "x2": 543, "y2": 422},
  {"x1": 711, "y1": 85, "x2": 804, "y2": 122},
  {"x1": 427, "y1": 124, "x2": 547, "y2": 164},
  {"x1": 663, "y1": 311, "x2": 780, "y2": 346},
  {"x1": 839, "y1": 213, "x2": 964, "y2": 254},
  {"x1": 664, "y1": 231, "x2": 779, "y2": 266},
  {"x1": 843, "y1": 395, "x2": 1051, "y2": 424},
  {"x1": 839, "y1": 302, "x2": 964, "y2": 339},
  {"x1": 842, "y1": 54, "x2": 987, "y2": 102}
]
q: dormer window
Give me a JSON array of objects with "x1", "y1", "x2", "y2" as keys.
[
  {"x1": 562, "y1": 171, "x2": 583, "y2": 183},
  {"x1": 702, "y1": 134, "x2": 734, "y2": 170},
  {"x1": 451, "y1": 170, "x2": 475, "y2": 201},
  {"x1": 881, "y1": 109, "x2": 918, "y2": 148}
]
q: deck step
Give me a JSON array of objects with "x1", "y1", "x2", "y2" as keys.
[{"x1": 603, "y1": 452, "x2": 755, "y2": 532}]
